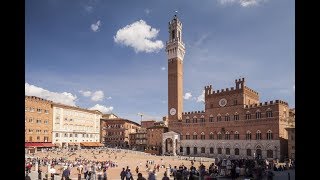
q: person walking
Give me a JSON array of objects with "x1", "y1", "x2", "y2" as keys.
[
  {"x1": 120, "y1": 168, "x2": 127, "y2": 180},
  {"x1": 137, "y1": 173, "x2": 146, "y2": 180}
]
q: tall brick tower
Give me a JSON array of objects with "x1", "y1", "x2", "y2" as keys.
[{"x1": 166, "y1": 15, "x2": 185, "y2": 123}]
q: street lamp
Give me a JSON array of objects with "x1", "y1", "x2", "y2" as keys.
[{"x1": 137, "y1": 113, "x2": 143, "y2": 122}]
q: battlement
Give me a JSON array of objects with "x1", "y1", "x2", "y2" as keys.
[
  {"x1": 204, "y1": 85, "x2": 240, "y2": 97},
  {"x1": 244, "y1": 86, "x2": 259, "y2": 95},
  {"x1": 169, "y1": 15, "x2": 182, "y2": 27},
  {"x1": 244, "y1": 100, "x2": 289, "y2": 109},
  {"x1": 182, "y1": 110, "x2": 205, "y2": 115},
  {"x1": 25, "y1": 96, "x2": 53, "y2": 103}
]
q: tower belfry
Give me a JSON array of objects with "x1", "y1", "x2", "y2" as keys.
[{"x1": 166, "y1": 15, "x2": 185, "y2": 123}]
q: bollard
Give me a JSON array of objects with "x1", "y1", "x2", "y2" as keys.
[{"x1": 288, "y1": 172, "x2": 290, "y2": 180}]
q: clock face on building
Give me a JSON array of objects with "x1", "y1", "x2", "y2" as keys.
[
  {"x1": 170, "y1": 108, "x2": 176, "y2": 115},
  {"x1": 219, "y1": 98, "x2": 227, "y2": 107}
]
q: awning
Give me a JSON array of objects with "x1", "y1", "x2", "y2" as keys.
[
  {"x1": 25, "y1": 142, "x2": 55, "y2": 148},
  {"x1": 80, "y1": 142, "x2": 104, "y2": 147}
]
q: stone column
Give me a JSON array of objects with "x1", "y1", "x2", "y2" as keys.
[
  {"x1": 166, "y1": 167, "x2": 170, "y2": 177},
  {"x1": 162, "y1": 139, "x2": 166, "y2": 155},
  {"x1": 172, "y1": 138, "x2": 176, "y2": 156}
]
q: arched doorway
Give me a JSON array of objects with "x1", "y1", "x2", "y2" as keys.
[
  {"x1": 186, "y1": 147, "x2": 190, "y2": 155},
  {"x1": 256, "y1": 145, "x2": 262, "y2": 159},
  {"x1": 165, "y1": 138, "x2": 174, "y2": 154}
]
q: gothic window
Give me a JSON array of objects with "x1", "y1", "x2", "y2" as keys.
[
  {"x1": 234, "y1": 113, "x2": 239, "y2": 120},
  {"x1": 226, "y1": 148, "x2": 230, "y2": 155},
  {"x1": 209, "y1": 132, "x2": 214, "y2": 139},
  {"x1": 193, "y1": 116, "x2": 198, "y2": 123},
  {"x1": 210, "y1": 147, "x2": 214, "y2": 154},
  {"x1": 200, "y1": 115, "x2": 205, "y2": 123},
  {"x1": 218, "y1": 132, "x2": 222, "y2": 140},
  {"x1": 201, "y1": 147, "x2": 205, "y2": 153},
  {"x1": 225, "y1": 114, "x2": 230, "y2": 121},
  {"x1": 256, "y1": 130, "x2": 262, "y2": 140},
  {"x1": 218, "y1": 148, "x2": 222, "y2": 154},
  {"x1": 267, "y1": 130, "x2": 273, "y2": 140},
  {"x1": 194, "y1": 147, "x2": 198, "y2": 154},
  {"x1": 245, "y1": 112, "x2": 251, "y2": 120},
  {"x1": 234, "y1": 131, "x2": 239, "y2": 140},
  {"x1": 209, "y1": 115, "x2": 214, "y2": 122},
  {"x1": 200, "y1": 132, "x2": 205, "y2": 140},
  {"x1": 217, "y1": 114, "x2": 222, "y2": 122},
  {"x1": 256, "y1": 110, "x2": 262, "y2": 119},
  {"x1": 266, "y1": 110, "x2": 273, "y2": 118},
  {"x1": 193, "y1": 132, "x2": 197, "y2": 140},
  {"x1": 225, "y1": 131, "x2": 230, "y2": 140},
  {"x1": 186, "y1": 116, "x2": 190, "y2": 123},
  {"x1": 235, "y1": 148, "x2": 240, "y2": 155},
  {"x1": 246, "y1": 131, "x2": 252, "y2": 140}
]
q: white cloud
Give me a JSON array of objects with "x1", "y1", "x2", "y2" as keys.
[
  {"x1": 91, "y1": 20, "x2": 101, "y2": 32},
  {"x1": 89, "y1": 104, "x2": 114, "y2": 114},
  {"x1": 107, "y1": 96, "x2": 112, "y2": 100},
  {"x1": 85, "y1": 5, "x2": 93, "y2": 13},
  {"x1": 197, "y1": 90, "x2": 205, "y2": 103},
  {"x1": 145, "y1": 9, "x2": 151, "y2": 14},
  {"x1": 25, "y1": 83, "x2": 77, "y2": 106},
  {"x1": 183, "y1": 92, "x2": 192, "y2": 100},
  {"x1": 161, "y1": 67, "x2": 166, "y2": 71},
  {"x1": 114, "y1": 20, "x2": 164, "y2": 53},
  {"x1": 79, "y1": 90, "x2": 92, "y2": 97},
  {"x1": 91, "y1": 90, "x2": 104, "y2": 101},
  {"x1": 217, "y1": 0, "x2": 264, "y2": 7}
]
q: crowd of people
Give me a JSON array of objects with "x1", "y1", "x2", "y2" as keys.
[{"x1": 25, "y1": 147, "x2": 294, "y2": 180}]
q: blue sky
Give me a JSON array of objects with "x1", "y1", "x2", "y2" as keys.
[{"x1": 25, "y1": 0, "x2": 295, "y2": 123}]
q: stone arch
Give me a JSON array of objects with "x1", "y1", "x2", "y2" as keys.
[
  {"x1": 245, "y1": 143, "x2": 252, "y2": 149},
  {"x1": 201, "y1": 132, "x2": 205, "y2": 135},
  {"x1": 186, "y1": 116, "x2": 190, "y2": 119},
  {"x1": 193, "y1": 132, "x2": 197, "y2": 135},
  {"x1": 216, "y1": 143, "x2": 223, "y2": 148},
  {"x1": 224, "y1": 143, "x2": 231, "y2": 148},
  {"x1": 186, "y1": 132, "x2": 190, "y2": 135},
  {"x1": 200, "y1": 115, "x2": 205, "y2": 118},
  {"x1": 193, "y1": 116, "x2": 197, "y2": 118},
  {"x1": 234, "y1": 112, "x2": 238, "y2": 115},
  {"x1": 209, "y1": 114, "x2": 213, "y2": 117}
]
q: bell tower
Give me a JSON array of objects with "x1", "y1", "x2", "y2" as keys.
[{"x1": 166, "y1": 14, "x2": 185, "y2": 123}]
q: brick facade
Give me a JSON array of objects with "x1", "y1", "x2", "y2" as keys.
[{"x1": 25, "y1": 96, "x2": 53, "y2": 143}]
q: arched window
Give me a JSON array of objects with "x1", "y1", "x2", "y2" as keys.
[
  {"x1": 180, "y1": 147, "x2": 183, "y2": 152},
  {"x1": 225, "y1": 131, "x2": 230, "y2": 140},
  {"x1": 194, "y1": 147, "x2": 198, "y2": 154},
  {"x1": 234, "y1": 131, "x2": 239, "y2": 140},
  {"x1": 256, "y1": 130, "x2": 262, "y2": 140},
  {"x1": 193, "y1": 116, "x2": 198, "y2": 123},
  {"x1": 256, "y1": 110, "x2": 262, "y2": 119},
  {"x1": 218, "y1": 147, "x2": 222, "y2": 154},
  {"x1": 267, "y1": 130, "x2": 273, "y2": 140},
  {"x1": 210, "y1": 147, "x2": 214, "y2": 154},
  {"x1": 225, "y1": 113, "x2": 230, "y2": 121},
  {"x1": 201, "y1": 132, "x2": 205, "y2": 140},
  {"x1": 267, "y1": 149, "x2": 273, "y2": 158},
  {"x1": 246, "y1": 111, "x2": 251, "y2": 120},
  {"x1": 193, "y1": 132, "x2": 197, "y2": 140},
  {"x1": 246, "y1": 131, "x2": 251, "y2": 140},
  {"x1": 234, "y1": 112, "x2": 239, "y2": 120},
  {"x1": 218, "y1": 132, "x2": 222, "y2": 140},
  {"x1": 209, "y1": 132, "x2": 214, "y2": 139},
  {"x1": 201, "y1": 147, "x2": 205, "y2": 153},
  {"x1": 186, "y1": 133, "x2": 190, "y2": 140},
  {"x1": 185, "y1": 116, "x2": 190, "y2": 123},
  {"x1": 235, "y1": 148, "x2": 240, "y2": 155},
  {"x1": 217, "y1": 114, "x2": 222, "y2": 122},
  {"x1": 200, "y1": 115, "x2": 205, "y2": 123},
  {"x1": 209, "y1": 115, "x2": 214, "y2": 122},
  {"x1": 226, "y1": 148, "x2": 230, "y2": 155}
]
